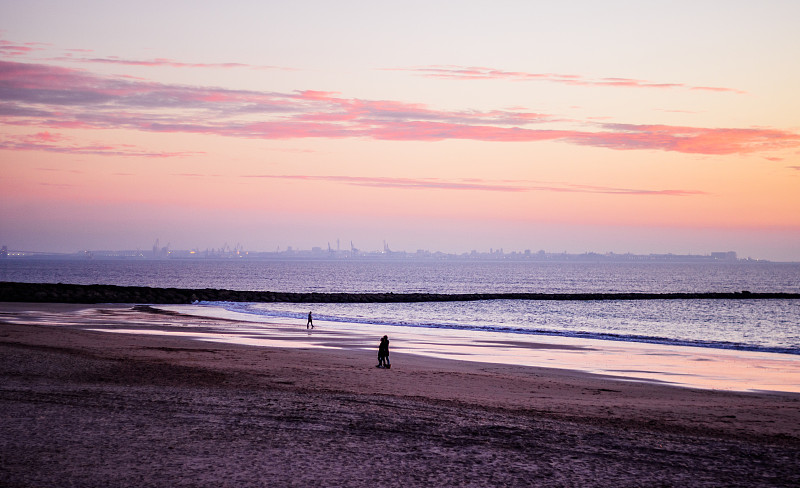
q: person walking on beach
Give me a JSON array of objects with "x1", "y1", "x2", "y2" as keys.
[
  {"x1": 377, "y1": 335, "x2": 390, "y2": 368},
  {"x1": 306, "y1": 311, "x2": 314, "y2": 329}
]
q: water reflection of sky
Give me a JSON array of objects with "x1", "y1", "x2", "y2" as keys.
[
  {"x1": 93, "y1": 304, "x2": 800, "y2": 394},
  {"x1": 4, "y1": 303, "x2": 797, "y2": 393},
  {"x1": 200, "y1": 299, "x2": 800, "y2": 355}
]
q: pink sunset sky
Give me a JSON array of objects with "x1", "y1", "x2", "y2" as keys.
[{"x1": 1, "y1": 1, "x2": 799, "y2": 260}]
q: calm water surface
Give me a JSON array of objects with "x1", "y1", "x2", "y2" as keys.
[{"x1": 3, "y1": 259, "x2": 798, "y2": 293}]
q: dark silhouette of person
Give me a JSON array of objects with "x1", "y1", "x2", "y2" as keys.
[
  {"x1": 306, "y1": 311, "x2": 313, "y2": 329},
  {"x1": 377, "y1": 335, "x2": 390, "y2": 368}
]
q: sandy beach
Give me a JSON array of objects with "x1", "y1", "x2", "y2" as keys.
[{"x1": 2, "y1": 303, "x2": 799, "y2": 487}]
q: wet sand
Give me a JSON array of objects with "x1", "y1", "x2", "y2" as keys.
[{"x1": 1, "y1": 304, "x2": 799, "y2": 487}]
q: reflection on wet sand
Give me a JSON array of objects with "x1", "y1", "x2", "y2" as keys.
[{"x1": 2, "y1": 303, "x2": 798, "y2": 393}]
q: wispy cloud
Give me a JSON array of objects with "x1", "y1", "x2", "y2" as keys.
[
  {"x1": 0, "y1": 40, "x2": 47, "y2": 57},
  {"x1": 66, "y1": 56, "x2": 295, "y2": 71},
  {"x1": 391, "y1": 65, "x2": 746, "y2": 94},
  {"x1": 2, "y1": 60, "x2": 796, "y2": 156},
  {"x1": 0, "y1": 131, "x2": 199, "y2": 158},
  {"x1": 243, "y1": 174, "x2": 529, "y2": 191},
  {"x1": 1, "y1": 35, "x2": 293, "y2": 71},
  {"x1": 241, "y1": 174, "x2": 705, "y2": 196},
  {"x1": 38, "y1": 182, "x2": 76, "y2": 189},
  {"x1": 570, "y1": 124, "x2": 800, "y2": 154},
  {"x1": 36, "y1": 166, "x2": 83, "y2": 174}
]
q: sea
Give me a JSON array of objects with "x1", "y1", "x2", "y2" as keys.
[{"x1": 2, "y1": 259, "x2": 799, "y2": 356}]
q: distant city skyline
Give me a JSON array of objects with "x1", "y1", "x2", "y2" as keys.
[
  {"x1": 4, "y1": 242, "x2": 784, "y2": 263},
  {"x1": 0, "y1": 234, "x2": 792, "y2": 262},
  {"x1": 2, "y1": 2, "x2": 799, "y2": 262}
]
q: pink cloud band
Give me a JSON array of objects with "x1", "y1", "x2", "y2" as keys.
[{"x1": 1, "y1": 60, "x2": 797, "y2": 156}]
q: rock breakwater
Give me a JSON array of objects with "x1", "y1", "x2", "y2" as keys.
[{"x1": 2, "y1": 281, "x2": 798, "y2": 304}]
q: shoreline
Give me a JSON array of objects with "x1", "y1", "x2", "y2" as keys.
[
  {"x1": 2, "y1": 303, "x2": 799, "y2": 486},
  {"x1": 4, "y1": 302, "x2": 800, "y2": 393},
  {"x1": 106, "y1": 303, "x2": 800, "y2": 393}
]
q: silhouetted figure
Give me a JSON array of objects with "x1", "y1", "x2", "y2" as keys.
[
  {"x1": 377, "y1": 335, "x2": 390, "y2": 368},
  {"x1": 307, "y1": 311, "x2": 313, "y2": 329}
]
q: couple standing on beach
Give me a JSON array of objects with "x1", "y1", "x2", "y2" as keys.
[
  {"x1": 377, "y1": 335, "x2": 390, "y2": 369},
  {"x1": 307, "y1": 311, "x2": 389, "y2": 369}
]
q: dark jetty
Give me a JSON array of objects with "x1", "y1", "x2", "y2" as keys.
[{"x1": 2, "y1": 281, "x2": 798, "y2": 304}]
